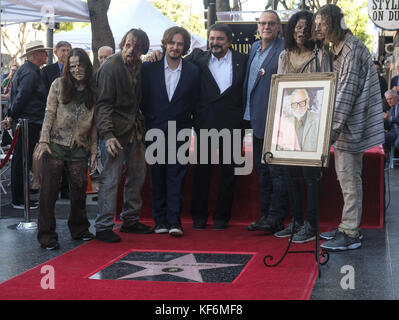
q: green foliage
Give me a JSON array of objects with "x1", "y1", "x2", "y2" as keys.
[
  {"x1": 282, "y1": 0, "x2": 372, "y2": 52},
  {"x1": 54, "y1": 22, "x2": 90, "y2": 33},
  {"x1": 153, "y1": 0, "x2": 206, "y2": 38},
  {"x1": 31, "y1": 22, "x2": 89, "y2": 33},
  {"x1": 336, "y1": 0, "x2": 372, "y2": 52}
]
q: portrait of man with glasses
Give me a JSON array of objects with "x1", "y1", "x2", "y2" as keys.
[{"x1": 276, "y1": 88, "x2": 321, "y2": 152}]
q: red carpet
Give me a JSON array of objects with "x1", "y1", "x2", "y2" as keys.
[
  {"x1": 0, "y1": 144, "x2": 382, "y2": 300},
  {"x1": 0, "y1": 223, "x2": 319, "y2": 300}
]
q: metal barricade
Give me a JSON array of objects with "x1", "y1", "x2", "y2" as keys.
[{"x1": 17, "y1": 119, "x2": 37, "y2": 230}]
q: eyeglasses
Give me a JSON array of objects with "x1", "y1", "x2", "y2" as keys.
[
  {"x1": 258, "y1": 21, "x2": 277, "y2": 27},
  {"x1": 291, "y1": 99, "x2": 308, "y2": 109}
]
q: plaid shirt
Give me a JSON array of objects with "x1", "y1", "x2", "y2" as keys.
[{"x1": 331, "y1": 33, "x2": 384, "y2": 152}]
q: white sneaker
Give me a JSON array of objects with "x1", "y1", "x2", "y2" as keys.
[
  {"x1": 169, "y1": 226, "x2": 183, "y2": 237},
  {"x1": 12, "y1": 201, "x2": 38, "y2": 210},
  {"x1": 155, "y1": 224, "x2": 169, "y2": 234}
]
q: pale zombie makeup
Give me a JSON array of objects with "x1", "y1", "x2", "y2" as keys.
[
  {"x1": 69, "y1": 56, "x2": 86, "y2": 82},
  {"x1": 121, "y1": 33, "x2": 140, "y2": 66},
  {"x1": 294, "y1": 18, "x2": 308, "y2": 47},
  {"x1": 314, "y1": 14, "x2": 328, "y2": 42}
]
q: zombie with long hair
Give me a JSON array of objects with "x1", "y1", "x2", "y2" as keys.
[{"x1": 35, "y1": 48, "x2": 98, "y2": 250}]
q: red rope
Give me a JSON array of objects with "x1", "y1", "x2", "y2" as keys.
[{"x1": 0, "y1": 127, "x2": 19, "y2": 170}]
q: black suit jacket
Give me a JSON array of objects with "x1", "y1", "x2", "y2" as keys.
[
  {"x1": 185, "y1": 48, "x2": 248, "y2": 130},
  {"x1": 141, "y1": 58, "x2": 200, "y2": 132},
  {"x1": 41, "y1": 62, "x2": 62, "y2": 94}
]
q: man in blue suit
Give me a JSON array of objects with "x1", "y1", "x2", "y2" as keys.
[
  {"x1": 141, "y1": 27, "x2": 200, "y2": 237},
  {"x1": 384, "y1": 89, "x2": 399, "y2": 154},
  {"x1": 244, "y1": 10, "x2": 288, "y2": 233}
]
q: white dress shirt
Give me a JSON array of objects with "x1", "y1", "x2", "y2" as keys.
[
  {"x1": 164, "y1": 57, "x2": 182, "y2": 101},
  {"x1": 208, "y1": 50, "x2": 233, "y2": 94}
]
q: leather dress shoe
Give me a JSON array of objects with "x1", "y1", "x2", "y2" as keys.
[
  {"x1": 193, "y1": 219, "x2": 207, "y2": 230},
  {"x1": 213, "y1": 221, "x2": 228, "y2": 230},
  {"x1": 120, "y1": 222, "x2": 154, "y2": 234},
  {"x1": 248, "y1": 216, "x2": 283, "y2": 233},
  {"x1": 95, "y1": 229, "x2": 121, "y2": 243},
  {"x1": 248, "y1": 215, "x2": 268, "y2": 231}
]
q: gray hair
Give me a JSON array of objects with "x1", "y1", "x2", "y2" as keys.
[
  {"x1": 385, "y1": 89, "x2": 399, "y2": 98},
  {"x1": 98, "y1": 46, "x2": 114, "y2": 54}
]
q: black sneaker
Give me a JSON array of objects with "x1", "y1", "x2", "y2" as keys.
[
  {"x1": 320, "y1": 231, "x2": 361, "y2": 251},
  {"x1": 274, "y1": 221, "x2": 303, "y2": 238},
  {"x1": 320, "y1": 228, "x2": 363, "y2": 241},
  {"x1": 292, "y1": 222, "x2": 316, "y2": 243},
  {"x1": 169, "y1": 225, "x2": 183, "y2": 237},
  {"x1": 95, "y1": 229, "x2": 121, "y2": 243},
  {"x1": 12, "y1": 200, "x2": 38, "y2": 210},
  {"x1": 155, "y1": 224, "x2": 169, "y2": 234},
  {"x1": 74, "y1": 231, "x2": 95, "y2": 241},
  {"x1": 120, "y1": 222, "x2": 154, "y2": 234},
  {"x1": 41, "y1": 241, "x2": 60, "y2": 250}
]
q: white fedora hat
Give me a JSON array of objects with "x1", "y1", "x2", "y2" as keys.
[{"x1": 21, "y1": 40, "x2": 52, "y2": 58}]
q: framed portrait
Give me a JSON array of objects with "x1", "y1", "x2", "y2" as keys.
[{"x1": 262, "y1": 72, "x2": 337, "y2": 167}]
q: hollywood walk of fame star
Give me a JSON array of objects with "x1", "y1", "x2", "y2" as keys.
[{"x1": 116, "y1": 253, "x2": 244, "y2": 283}]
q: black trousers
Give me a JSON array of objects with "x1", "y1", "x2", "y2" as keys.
[
  {"x1": 283, "y1": 166, "x2": 322, "y2": 228},
  {"x1": 190, "y1": 128, "x2": 243, "y2": 224},
  {"x1": 11, "y1": 121, "x2": 41, "y2": 204}
]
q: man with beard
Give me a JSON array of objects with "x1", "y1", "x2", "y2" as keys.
[
  {"x1": 313, "y1": 4, "x2": 384, "y2": 251},
  {"x1": 140, "y1": 27, "x2": 200, "y2": 236},
  {"x1": 187, "y1": 24, "x2": 248, "y2": 230},
  {"x1": 94, "y1": 29, "x2": 154, "y2": 243},
  {"x1": 148, "y1": 24, "x2": 248, "y2": 230},
  {"x1": 277, "y1": 89, "x2": 320, "y2": 152}
]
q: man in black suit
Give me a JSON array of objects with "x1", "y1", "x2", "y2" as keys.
[
  {"x1": 41, "y1": 41, "x2": 72, "y2": 199},
  {"x1": 41, "y1": 41, "x2": 72, "y2": 92},
  {"x1": 186, "y1": 24, "x2": 248, "y2": 230}
]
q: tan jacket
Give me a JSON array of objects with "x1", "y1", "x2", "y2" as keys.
[{"x1": 40, "y1": 77, "x2": 97, "y2": 155}]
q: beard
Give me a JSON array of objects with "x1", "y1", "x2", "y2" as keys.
[{"x1": 292, "y1": 108, "x2": 307, "y2": 120}]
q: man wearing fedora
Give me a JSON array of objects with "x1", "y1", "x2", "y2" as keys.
[{"x1": 2, "y1": 40, "x2": 50, "y2": 209}]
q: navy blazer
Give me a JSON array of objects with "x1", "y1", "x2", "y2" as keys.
[
  {"x1": 243, "y1": 38, "x2": 284, "y2": 139},
  {"x1": 141, "y1": 58, "x2": 200, "y2": 133}
]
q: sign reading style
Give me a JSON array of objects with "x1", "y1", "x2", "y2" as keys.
[{"x1": 368, "y1": 0, "x2": 399, "y2": 30}]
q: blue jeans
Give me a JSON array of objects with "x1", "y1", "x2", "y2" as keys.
[
  {"x1": 252, "y1": 135, "x2": 287, "y2": 222},
  {"x1": 95, "y1": 138, "x2": 146, "y2": 232}
]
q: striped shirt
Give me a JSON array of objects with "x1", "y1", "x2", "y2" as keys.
[{"x1": 331, "y1": 33, "x2": 384, "y2": 152}]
